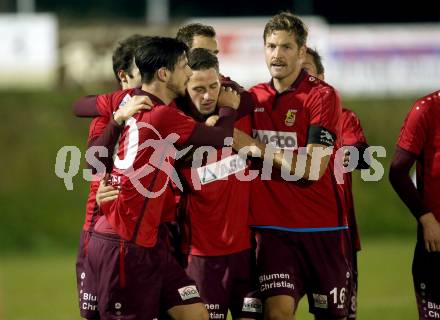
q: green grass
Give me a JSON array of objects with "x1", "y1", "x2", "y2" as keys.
[{"x1": 0, "y1": 238, "x2": 418, "y2": 320}]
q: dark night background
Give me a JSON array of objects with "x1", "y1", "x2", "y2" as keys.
[{"x1": 1, "y1": 0, "x2": 439, "y2": 23}]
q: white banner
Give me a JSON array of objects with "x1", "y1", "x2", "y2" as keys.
[{"x1": 0, "y1": 14, "x2": 58, "y2": 88}]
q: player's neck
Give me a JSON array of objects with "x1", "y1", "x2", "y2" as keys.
[
  {"x1": 273, "y1": 67, "x2": 301, "y2": 93},
  {"x1": 141, "y1": 83, "x2": 175, "y2": 105}
]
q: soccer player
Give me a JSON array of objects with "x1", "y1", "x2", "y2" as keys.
[
  {"x1": 389, "y1": 90, "x2": 440, "y2": 320},
  {"x1": 302, "y1": 47, "x2": 370, "y2": 320},
  {"x1": 176, "y1": 23, "x2": 219, "y2": 56},
  {"x1": 75, "y1": 34, "x2": 153, "y2": 320},
  {"x1": 73, "y1": 23, "x2": 243, "y2": 119},
  {"x1": 86, "y1": 36, "x2": 240, "y2": 320},
  {"x1": 177, "y1": 48, "x2": 260, "y2": 320},
  {"x1": 95, "y1": 47, "x2": 260, "y2": 320},
  {"x1": 234, "y1": 12, "x2": 351, "y2": 320},
  {"x1": 176, "y1": 23, "x2": 246, "y2": 95}
]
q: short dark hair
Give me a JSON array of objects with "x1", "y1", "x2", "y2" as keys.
[
  {"x1": 112, "y1": 34, "x2": 144, "y2": 83},
  {"x1": 188, "y1": 48, "x2": 219, "y2": 73},
  {"x1": 263, "y1": 12, "x2": 308, "y2": 48},
  {"x1": 176, "y1": 23, "x2": 216, "y2": 48},
  {"x1": 306, "y1": 47, "x2": 325, "y2": 75},
  {"x1": 135, "y1": 36, "x2": 189, "y2": 84}
]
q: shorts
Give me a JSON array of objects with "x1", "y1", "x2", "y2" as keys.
[
  {"x1": 87, "y1": 230, "x2": 202, "y2": 320},
  {"x1": 76, "y1": 230, "x2": 99, "y2": 319},
  {"x1": 348, "y1": 251, "x2": 358, "y2": 319},
  {"x1": 255, "y1": 228, "x2": 353, "y2": 318},
  {"x1": 186, "y1": 249, "x2": 262, "y2": 319},
  {"x1": 412, "y1": 241, "x2": 440, "y2": 320}
]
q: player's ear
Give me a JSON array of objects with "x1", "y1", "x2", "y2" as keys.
[
  {"x1": 118, "y1": 70, "x2": 128, "y2": 84},
  {"x1": 157, "y1": 67, "x2": 169, "y2": 82}
]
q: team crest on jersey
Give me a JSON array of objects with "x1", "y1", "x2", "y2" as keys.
[{"x1": 284, "y1": 109, "x2": 297, "y2": 127}]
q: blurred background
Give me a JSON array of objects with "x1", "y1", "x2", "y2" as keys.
[{"x1": 1, "y1": 0, "x2": 439, "y2": 319}]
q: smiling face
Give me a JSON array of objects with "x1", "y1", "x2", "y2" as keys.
[
  {"x1": 264, "y1": 30, "x2": 305, "y2": 82},
  {"x1": 187, "y1": 67, "x2": 221, "y2": 115}
]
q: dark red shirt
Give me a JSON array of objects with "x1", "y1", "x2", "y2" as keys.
[
  {"x1": 98, "y1": 89, "x2": 197, "y2": 247},
  {"x1": 249, "y1": 71, "x2": 346, "y2": 230},
  {"x1": 397, "y1": 90, "x2": 440, "y2": 220},
  {"x1": 179, "y1": 117, "x2": 252, "y2": 256}
]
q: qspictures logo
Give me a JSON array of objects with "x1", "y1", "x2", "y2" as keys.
[{"x1": 54, "y1": 124, "x2": 386, "y2": 196}]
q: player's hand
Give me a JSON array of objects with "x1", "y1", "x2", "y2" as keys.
[
  {"x1": 420, "y1": 212, "x2": 440, "y2": 252},
  {"x1": 232, "y1": 128, "x2": 263, "y2": 155},
  {"x1": 113, "y1": 95, "x2": 153, "y2": 125},
  {"x1": 343, "y1": 148, "x2": 350, "y2": 167},
  {"x1": 205, "y1": 115, "x2": 219, "y2": 126},
  {"x1": 96, "y1": 175, "x2": 119, "y2": 206},
  {"x1": 217, "y1": 86, "x2": 240, "y2": 110}
]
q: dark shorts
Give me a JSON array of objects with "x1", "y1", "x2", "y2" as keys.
[
  {"x1": 87, "y1": 231, "x2": 202, "y2": 320},
  {"x1": 186, "y1": 249, "x2": 262, "y2": 320},
  {"x1": 255, "y1": 228, "x2": 353, "y2": 318},
  {"x1": 348, "y1": 251, "x2": 358, "y2": 319},
  {"x1": 412, "y1": 241, "x2": 440, "y2": 320},
  {"x1": 76, "y1": 230, "x2": 99, "y2": 319}
]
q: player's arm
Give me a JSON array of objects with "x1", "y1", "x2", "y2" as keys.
[
  {"x1": 184, "y1": 86, "x2": 240, "y2": 147},
  {"x1": 73, "y1": 95, "x2": 100, "y2": 117},
  {"x1": 232, "y1": 128, "x2": 332, "y2": 180},
  {"x1": 87, "y1": 96, "x2": 154, "y2": 173},
  {"x1": 389, "y1": 147, "x2": 440, "y2": 252},
  {"x1": 73, "y1": 93, "x2": 153, "y2": 118},
  {"x1": 389, "y1": 100, "x2": 440, "y2": 252},
  {"x1": 235, "y1": 90, "x2": 256, "y2": 119},
  {"x1": 352, "y1": 142, "x2": 370, "y2": 169}
]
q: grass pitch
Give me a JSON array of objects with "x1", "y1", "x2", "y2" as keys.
[{"x1": 0, "y1": 237, "x2": 418, "y2": 320}]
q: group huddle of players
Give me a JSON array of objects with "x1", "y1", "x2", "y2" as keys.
[{"x1": 72, "y1": 11, "x2": 440, "y2": 320}]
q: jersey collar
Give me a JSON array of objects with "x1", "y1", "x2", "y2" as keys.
[{"x1": 268, "y1": 69, "x2": 307, "y2": 95}]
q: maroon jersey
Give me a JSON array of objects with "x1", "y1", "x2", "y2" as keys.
[
  {"x1": 83, "y1": 116, "x2": 111, "y2": 231},
  {"x1": 341, "y1": 108, "x2": 368, "y2": 251},
  {"x1": 179, "y1": 117, "x2": 252, "y2": 256},
  {"x1": 81, "y1": 88, "x2": 137, "y2": 231},
  {"x1": 397, "y1": 90, "x2": 440, "y2": 220},
  {"x1": 249, "y1": 70, "x2": 346, "y2": 230},
  {"x1": 99, "y1": 88, "x2": 198, "y2": 248}
]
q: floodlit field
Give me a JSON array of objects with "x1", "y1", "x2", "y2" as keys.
[{"x1": 0, "y1": 238, "x2": 418, "y2": 320}]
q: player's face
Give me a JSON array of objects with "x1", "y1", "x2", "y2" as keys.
[
  {"x1": 265, "y1": 30, "x2": 305, "y2": 80},
  {"x1": 302, "y1": 53, "x2": 324, "y2": 80},
  {"x1": 167, "y1": 54, "x2": 193, "y2": 98},
  {"x1": 192, "y1": 35, "x2": 219, "y2": 55},
  {"x1": 126, "y1": 62, "x2": 142, "y2": 89},
  {"x1": 187, "y1": 68, "x2": 221, "y2": 115}
]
